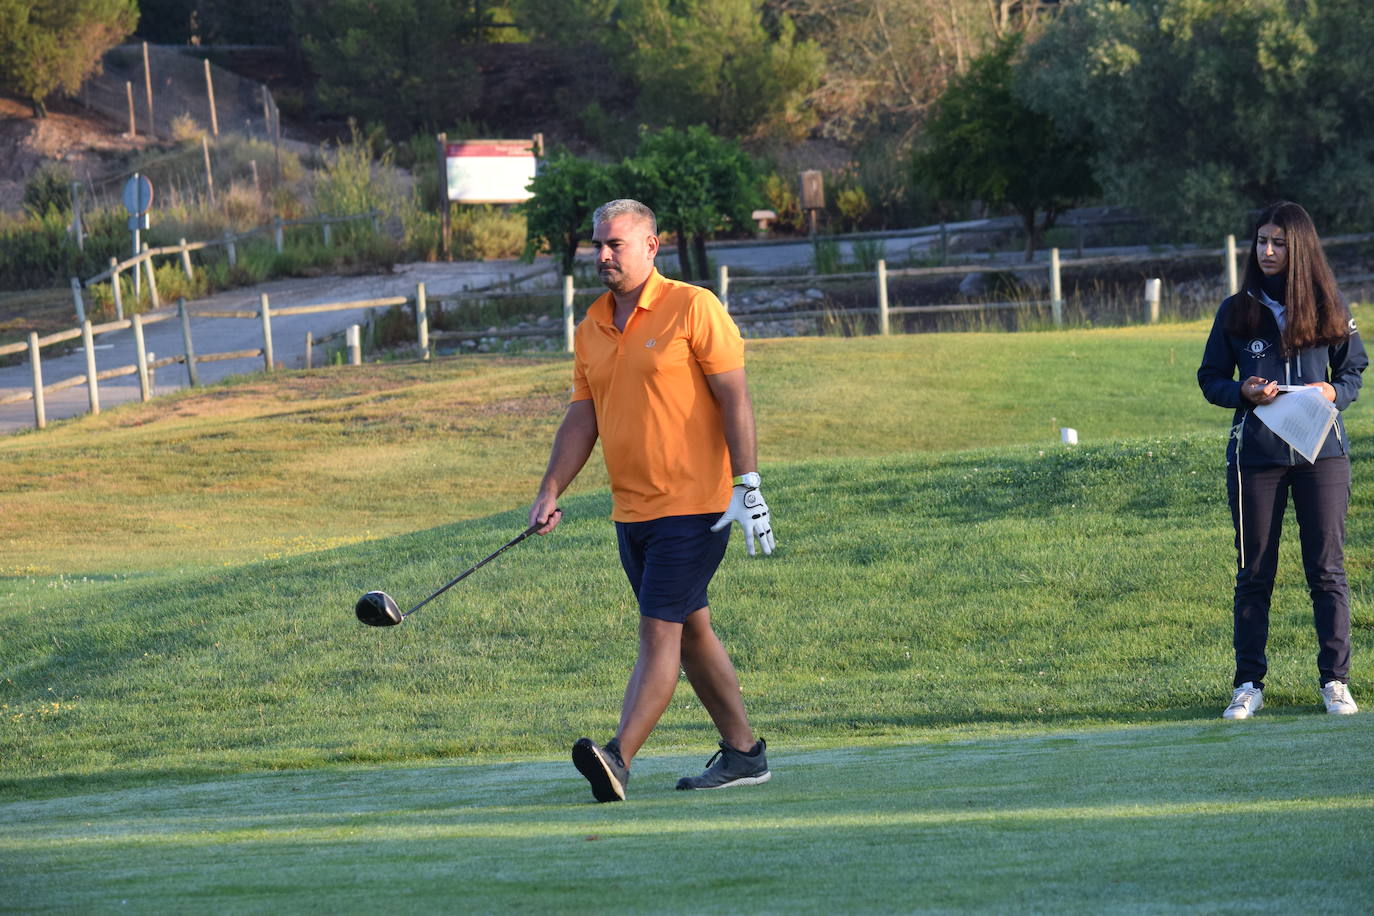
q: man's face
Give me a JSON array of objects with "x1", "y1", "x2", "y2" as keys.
[{"x1": 591, "y1": 214, "x2": 658, "y2": 293}]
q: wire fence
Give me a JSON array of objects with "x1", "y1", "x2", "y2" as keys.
[{"x1": 78, "y1": 43, "x2": 281, "y2": 145}]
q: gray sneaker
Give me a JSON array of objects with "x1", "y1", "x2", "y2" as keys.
[
  {"x1": 573, "y1": 737, "x2": 629, "y2": 802},
  {"x1": 676, "y1": 739, "x2": 771, "y2": 790}
]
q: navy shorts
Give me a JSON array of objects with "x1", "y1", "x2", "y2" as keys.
[{"x1": 615, "y1": 513, "x2": 730, "y2": 623}]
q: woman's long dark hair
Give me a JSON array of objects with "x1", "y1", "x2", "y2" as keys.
[{"x1": 1225, "y1": 200, "x2": 1349, "y2": 349}]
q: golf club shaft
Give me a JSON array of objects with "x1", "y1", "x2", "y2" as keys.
[{"x1": 401, "y1": 522, "x2": 542, "y2": 619}]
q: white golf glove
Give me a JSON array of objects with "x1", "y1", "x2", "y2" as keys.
[{"x1": 711, "y1": 472, "x2": 775, "y2": 556}]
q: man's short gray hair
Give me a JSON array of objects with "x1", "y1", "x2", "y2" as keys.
[{"x1": 593, "y1": 199, "x2": 657, "y2": 234}]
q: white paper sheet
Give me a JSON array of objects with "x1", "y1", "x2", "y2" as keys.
[{"x1": 1252, "y1": 387, "x2": 1339, "y2": 463}]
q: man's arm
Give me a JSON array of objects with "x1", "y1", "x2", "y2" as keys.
[
  {"x1": 706, "y1": 367, "x2": 775, "y2": 556},
  {"x1": 704, "y1": 367, "x2": 758, "y2": 475},
  {"x1": 529, "y1": 398, "x2": 598, "y2": 534}
]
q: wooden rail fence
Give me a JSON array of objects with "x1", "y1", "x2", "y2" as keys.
[
  {"x1": 10, "y1": 232, "x2": 1373, "y2": 433},
  {"x1": 70, "y1": 209, "x2": 383, "y2": 323}
]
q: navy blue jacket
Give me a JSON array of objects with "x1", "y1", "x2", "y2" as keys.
[{"x1": 1198, "y1": 292, "x2": 1367, "y2": 467}]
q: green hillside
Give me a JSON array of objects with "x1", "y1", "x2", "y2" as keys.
[{"x1": 3, "y1": 325, "x2": 1371, "y2": 912}]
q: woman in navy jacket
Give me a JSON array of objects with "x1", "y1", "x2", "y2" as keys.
[{"x1": 1198, "y1": 200, "x2": 1366, "y2": 719}]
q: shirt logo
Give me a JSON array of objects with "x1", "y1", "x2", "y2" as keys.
[
  {"x1": 644, "y1": 338, "x2": 656, "y2": 348},
  {"x1": 1350, "y1": 318, "x2": 1360, "y2": 334},
  {"x1": 1246, "y1": 338, "x2": 1270, "y2": 356}
]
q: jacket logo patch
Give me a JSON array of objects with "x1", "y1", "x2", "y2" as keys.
[
  {"x1": 644, "y1": 338, "x2": 656, "y2": 348},
  {"x1": 1246, "y1": 338, "x2": 1271, "y2": 356},
  {"x1": 1350, "y1": 318, "x2": 1359, "y2": 334}
]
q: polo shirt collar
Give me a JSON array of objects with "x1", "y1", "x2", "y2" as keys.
[{"x1": 589, "y1": 268, "x2": 664, "y2": 326}]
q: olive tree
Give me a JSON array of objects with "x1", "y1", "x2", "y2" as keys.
[
  {"x1": 913, "y1": 35, "x2": 1097, "y2": 260},
  {"x1": 520, "y1": 149, "x2": 621, "y2": 276},
  {"x1": 625, "y1": 126, "x2": 759, "y2": 281}
]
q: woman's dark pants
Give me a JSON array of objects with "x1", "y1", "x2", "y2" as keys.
[{"x1": 1227, "y1": 456, "x2": 1352, "y2": 689}]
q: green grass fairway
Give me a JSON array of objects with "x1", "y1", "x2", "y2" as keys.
[
  {"x1": 3, "y1": 325, "x2": 1373, "y2": 911},
  {"x1": 3, "y1": 720, "x2": 1369, "y2": 913}
]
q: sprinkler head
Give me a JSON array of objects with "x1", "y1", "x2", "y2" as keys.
[{"x1": 356, "y1": 590, "x2": 403, "y2": 627}]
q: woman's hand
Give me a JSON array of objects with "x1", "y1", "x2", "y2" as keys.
[
  {"x1": 1242, "y1": 376, "x2": 1278, "y2": 405},
  {"x1": 1306, "y1": 381, "x2": 1337, "y2": 402}
]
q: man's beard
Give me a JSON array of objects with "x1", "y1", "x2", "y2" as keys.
[{"x1": 599, "y1": 266, "x2": 627, "y2": 291}]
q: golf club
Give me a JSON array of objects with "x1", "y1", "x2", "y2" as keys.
[{"x1": 355, "y1": 516, "x2": 552, "y2": 627}]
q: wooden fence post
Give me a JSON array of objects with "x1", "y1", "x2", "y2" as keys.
[
  {"x1": 82, "y1": 319, "x2": 100, "y2": 415},
  {"x1": 438, "y1": 132, "x2": 451, "y2": 260},
  {"x1": 71, "y1": 180, "x2": 84, "y2": 252},
  {"x1": 201, "y1": 135, "x2": 215, "y2": 205},
  {"x1": 876, "y1": 259, "x2": 890, "y2": 336},
  {"x1": 204, "y1": 57, "x2": 219, "y2": 136},
  {"x1": 1145, "y1": 278, "x2": 1162, "y2": 324},
  {"x1": 142, "y1": 242, "x2": 160, "y2": 309},
  {"x1": 347, "y1": 324, "x2": 362, "y2": 365},
  {"x1": 259, "y1": 293, "x2": 274, "y2": 371},
  {"x1": 274, "y1": 217, "x2": 284, "y2": 253},
  {"x1": 224, "y1": 230, "x2": 237, "y2": 267},
  {"x1": 305, "y1": 331, "x2": 313, "y2": 369},
  {"x1": 1050, "y1": 247, "x2": 1064, "y2": 327},
  {"x1": 142, "y1": 41, "x2": 154, "y2": 135},
  {"x1": 109, "y1": 259, "x2": 123, "y2": 320},
  {"x1": 1226, "y1": 234, "x2": 1239, "y2": 296},
  {"x1": 563, "y1": 275, "x2": 575, "y2": 354},
  {"x1": 322, "y1": 221, "x2": 332, "y2": 247},
  {"x1": 178, "y1": 298, "x2": 200, "y2": 387},
  {"x1": 717, "y1": 264, "x2": 730, "y2": 311},
  {"x1": 416, "y1": 282, "x2": 430, "y2": 359},
  {"x1": 125, "y1": 80, "x2": 136, "y2": 137},
  {"x1": 28, "y1": 332, "x2": 45, "y2": 430},
  {"x1": 179, "y1": 238, "x2": 194, "y2": 280},
  {"x1": 70, "y1": 277, "x2": 87, "y2": 324},
  {"x1": 134, "y1": 313, "x2": 151, "y2": 400}
]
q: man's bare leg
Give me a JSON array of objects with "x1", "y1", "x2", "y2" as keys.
[
  {"x1": 680, "y1": 606, "x2": 756, "y2": 752},
  {"x1": 613, "y1": 616, "x2": 683, "y2": 763}
]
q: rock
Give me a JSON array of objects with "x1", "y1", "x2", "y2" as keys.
[{"x1": 959, "y1": 272, "x2": 989, "y2": 297}]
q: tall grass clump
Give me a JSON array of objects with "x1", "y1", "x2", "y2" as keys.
[
  {"x1": 813, "y1": 237, "x2": 842, "y2": 274},
  {"x1": 313, "y1": 122, "x2": 405, "y2": 247},
  {"x1": 851, "y1": 237, "x2": 886, "y2": 272}
]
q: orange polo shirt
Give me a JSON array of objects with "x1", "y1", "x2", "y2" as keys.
[{"x1": 572, "y1": 269, "x2": 744, "y2": 522}]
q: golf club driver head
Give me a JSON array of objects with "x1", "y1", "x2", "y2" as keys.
[{"x1": 356, "y1": 590, "x2": 403, "y2": 627}]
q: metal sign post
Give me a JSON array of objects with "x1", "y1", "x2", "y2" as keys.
[{"x1": 123, "y1": 173, "x2": 154, "y2": 301}]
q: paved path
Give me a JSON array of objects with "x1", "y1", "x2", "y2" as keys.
[{"x1": 0, "y1": 259, "x2": 565, "y2": 434}]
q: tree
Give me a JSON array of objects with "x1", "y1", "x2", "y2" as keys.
[
  {"x1": 520, "y1": 149, "x2": 621, "y2": 276},
  {"x1": 0, "y1": 0, "x2": 138, "y2": 117},
  {"x1": 293, "y1": 0, "x2": 493, "y2": 134},
  {"x1": 913, "y1": 35, "x2": 1097, "y2": 260},
  {"x1": 777, "y1": 0, "x2": 1046, "y2": 143},
  {"x1": 625, "y1": 126, "x2": 760, "y2": 281},
  {"x1": 617, "y1": 0, "x2": 825, "y2": 141},
  {"x1": 1017, "y1": 0, "x2": 1374, "y2": 238}
]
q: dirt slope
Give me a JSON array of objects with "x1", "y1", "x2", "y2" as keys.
[{"x1": 0, "y1": 94, "x2": 156, "y2": 214}]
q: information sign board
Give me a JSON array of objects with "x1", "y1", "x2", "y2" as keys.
[{"x1": 445, "y1": 140, "x2": 537, "y2": 203}]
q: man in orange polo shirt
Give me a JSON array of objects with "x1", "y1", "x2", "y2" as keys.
[{"x1": 528, "y1": 198, "x2": 777, "y2": 802}]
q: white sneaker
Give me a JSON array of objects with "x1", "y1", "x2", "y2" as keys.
[
  {"x1": 1321, "y1": 681, "x2": 1359, "y2": 715},
  {"x1": 1223, "y1": 682, "x2": 1264, "y2": 720}
]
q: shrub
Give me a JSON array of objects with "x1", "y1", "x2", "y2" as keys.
[
  {"x1": 452, "y1": 205, "x2": 525, "y2": 260},
  {"x1": 22, "y1": 163, "x2": 77, "y2": 218}
]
